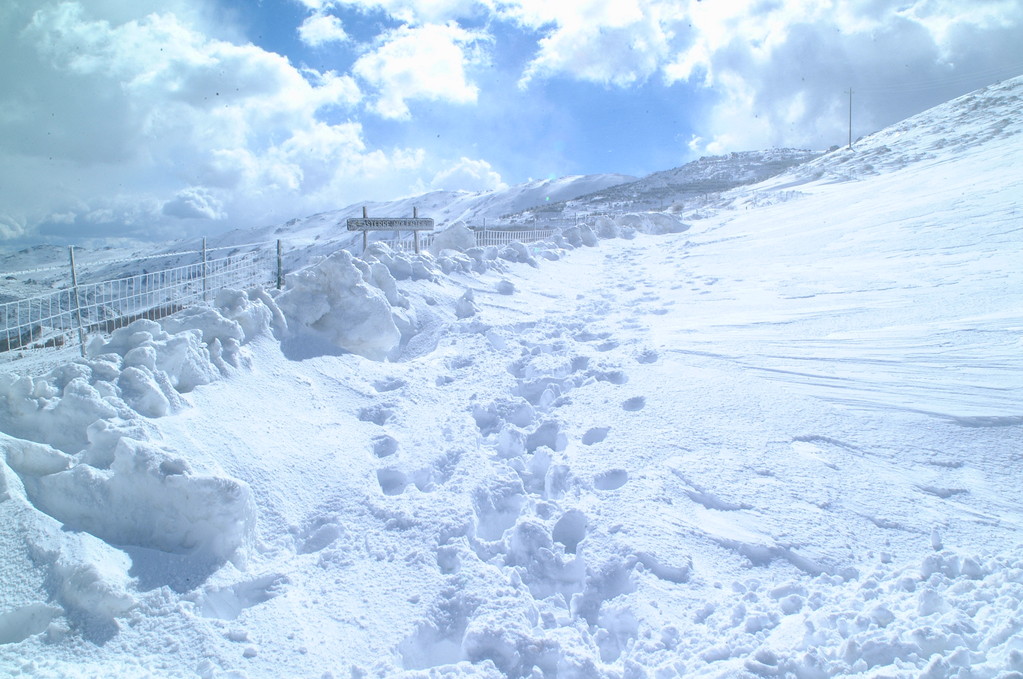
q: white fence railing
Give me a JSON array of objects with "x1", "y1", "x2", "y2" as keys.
[
  {"x1": 2, "y1": 242, "x2": 279, "y2": 371},
  {"x1": 386, "y1": 227, "x2": 561, "y2": 253},
  {"x1": 473, "y1": 229, "x2": 557, "y2": 248},
  {"x1": 2, "y1": 226, "x2": 567, "y2": 372}
]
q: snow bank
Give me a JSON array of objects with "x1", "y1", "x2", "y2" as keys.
[
  {"x1": 277, "y1": 249, "x2": 403, "y2": 361},
  {"x1": 613, "y1": 212, "x2": 689, "y2": 234},
  {"x1": 271, "y1": 232, "x2": 587, "y2": 362},
  {"x1": 22, "y1": 435, "x2": 253, "y2": 561},
  {"x1": 1, "y1": 450, "x2": 135, "y2": 631},
  {"x1": 431, "y1": 222, "x2": 477, "y2": 255},
  {"x1": 0, "y1": 292, "x2": 272, "y2": 637}
]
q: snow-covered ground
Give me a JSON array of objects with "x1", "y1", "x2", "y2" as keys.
[{"x1": 1, "y1": 76, "x2": 1022, "y2": 678}]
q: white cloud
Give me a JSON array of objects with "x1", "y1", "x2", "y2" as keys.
[
  {"x1": 331, "y1": 0, "x2": 492, "y2": 25},
  {"x1": 430, "y1": 157, "x2": 507, "y2": 192},
  {"x1": 0, "y1": 215, "x2": 27, "y2": 240},
  {"x1": 162, "y1": 187, "x2": 225, "y2": 220},
  {"x1": 298, "y1": 12, "x2": 348, "y2": 46},
  {"x1": 0, "y1": 1, "x2": 438, "y2": 243},
  {"x1": 494, "y1": 0, "x2": 1023, "y2": 152},
  {"x1": 353, "y1": 22, "x2": 484, "y2": 119},
  {"x1": 663, "y1": 0, "x2": 1023, "y2": 153},
  {"x1": 510, "y1": 0, "x2": 680, "y2": 87}
]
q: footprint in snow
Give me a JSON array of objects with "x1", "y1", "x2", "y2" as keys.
[
  {"x1": 297, "y1": 521, "x2": 345, "y2": 554},
  {"x1": 358, "y1": 404, "x2": 394, "y2": 425},
  {"x1": 552, "y1": 509, "x2": 589, "y2": 554},
  {"x1": 636, "y1": 349, "x2": 659, "y2": 364},
  {"x1": 622, "y1": 396, "x2": 646, "y2": 412},
  {"x1": 582, "y1": 427, "x2": 610, "y2": 445},
  {"x1": 412, "y1": 449, "x2": 463, "y2": 492},
  {"x1": 447, "y1": 355, "x2": 474, "y2": 370},
  {"x1": 594, "y1": 469, "x2": 629, "y2": 491},
  {"x1": 574, "y1": 330, "x2": 611, "y2": 343},
  {"x1": 372, "y1": 377, "x2": 406, "y2": 393},
  {"x1": 372, "y1": 434, "x2": 398, "y2": 458},
  {"x1": 200, "y1": 574, "x2": 289, "y2": 620},
  {"x1": 585, "y1": 367, "x2": 627, "y2": 385},
  {"x1": 376, "y1": 468, "x2": 408, "y2": 496}
]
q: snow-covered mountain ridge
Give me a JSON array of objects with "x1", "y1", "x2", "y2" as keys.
[{"x1": 518, "y1": 148, "x2": 822, "y2": 218}]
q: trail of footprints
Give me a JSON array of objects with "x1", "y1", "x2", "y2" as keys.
[
  {"x1": 358, "y1": 375, "x2": 465, "y2": 496},
  {"x1": 359, "y1": 309, "x2": 702, "y2": 673}
]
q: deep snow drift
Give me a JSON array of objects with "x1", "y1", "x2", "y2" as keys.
[{"x1": 1, "y1": 76, "x2": 1022, "y2": 678}]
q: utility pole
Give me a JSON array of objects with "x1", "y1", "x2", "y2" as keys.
[{"x1": 846, "y1": 88, "x2": 853, "y2": 149}]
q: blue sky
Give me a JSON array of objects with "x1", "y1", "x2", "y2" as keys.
[{"x1": 1, "y1": 0, "x2": 1022, "y2": 245}]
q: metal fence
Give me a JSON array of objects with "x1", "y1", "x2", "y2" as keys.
[
  {"x1": 1, "y1": 241, "x2": 279, "y2": 371},
  {"x1": 2, "y1": 225, "x2": 567, "y2": 372},
  {"x1": 473, "y1": 229, "x2": 558, "y2": 248},
  {"x1": 386, "y1": 227, "x2": 561, "y2": 253}
]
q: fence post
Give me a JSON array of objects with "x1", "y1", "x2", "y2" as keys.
[
  {"x1": 68, "y1": 246, "x2": 86, "y2": 357},
  {"x1": 201, "y1": 238, "x2": 208, "y2": 302},
  {"x1": 276, "y1": 240, "x2": 284, "y2": 289},
  {"x1": 413, "y1": 207, "x2": 421, "y2": 255},
  {"x1": 362, "y1": 206, "x2": 368, "y2": 254}
]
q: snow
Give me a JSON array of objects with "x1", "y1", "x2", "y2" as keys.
[
  {"x1": 1, "y1": 76, "x2": 1022, "y2": 678},
  {"x1": 275, "y1": 249, "x2": 403, "y2": 362}
]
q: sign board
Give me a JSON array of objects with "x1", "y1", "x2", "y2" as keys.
[{"x1": 347, "y1": 217, "x2": 434, "y2": 231}]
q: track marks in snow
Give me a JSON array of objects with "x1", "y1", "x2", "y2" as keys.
[
  {"x1": 371, "y1": 434, "x2": 398, "y2": 458},
  {"x1": 593, "y1": 469, "x2": 629, "y2": 491},
  {"x1": 636, "y1": 348, "x2": 659, "y2": 364},
  {"x1": 621, "y1": 396, "x2": 646, "y2": 411},
  {"x1": 376, "y1": 468, "x2": 408, "y2": 496},
  {"x1": 357, "y1": 403, "x2": 395, "y2": 426},
  {"x1": 296, "y1": 519, "x2": 346, "y2": 554},
  {"x1": 371, "y1": 376, "x2": 406, "y2": 393},
  {"x1": 552, "y1": 509, "x2": 588, "y2": 554},
  {"x1": 200, "y1": 573, "x2": 289, "y2": 620},
  {"x1": 369, "y1": 251, "x2": 696, "y2": 674},
  {"x1": 582, "y1": 426, "x2": 610, "y2": 445},
  {"x1": 373, "y1": 447, "x2": 464, "y2": 496},
  {"x1": 394, "y1": 308, "x2": 691, "y2": 676}
]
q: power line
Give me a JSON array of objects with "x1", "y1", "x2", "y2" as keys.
[{"x1": 853, "y1": 61, "x2": 1023, "y2": 96}]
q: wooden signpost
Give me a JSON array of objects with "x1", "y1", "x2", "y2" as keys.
[{"x1": 347, "y1": 207, "x2": 435, "y2": 254}]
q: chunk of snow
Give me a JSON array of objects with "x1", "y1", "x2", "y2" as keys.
[{"x1": 276, "y1": 250, "x2": 401, "y2": 361}]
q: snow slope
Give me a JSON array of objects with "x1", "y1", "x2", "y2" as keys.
[
  {"x1": 525, "y1": 149, "x2": 822, "y2": 218},
  {"x1": 201, "y1": 173, "x2": 637, "y2": 253},
  {"x1": 345, "y1": 173, "x2": 639, "y2": 225},
  {"x1": 1, "y1": 76, "x2": 1022, "y2": 678}
]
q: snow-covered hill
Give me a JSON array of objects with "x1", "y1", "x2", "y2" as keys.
[
  {"x1": 1, "y1": 75, "x2": 1022, "y2": 678},
  {"x1": 520, "y1": 148, "x2": 822, "y2": 218},
  {"x1": 350, "y1": 173, "x2": 639, "y2": 225},
  {"x1": 203, "y1": 172, "x2": 636, "y2": 251}
]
